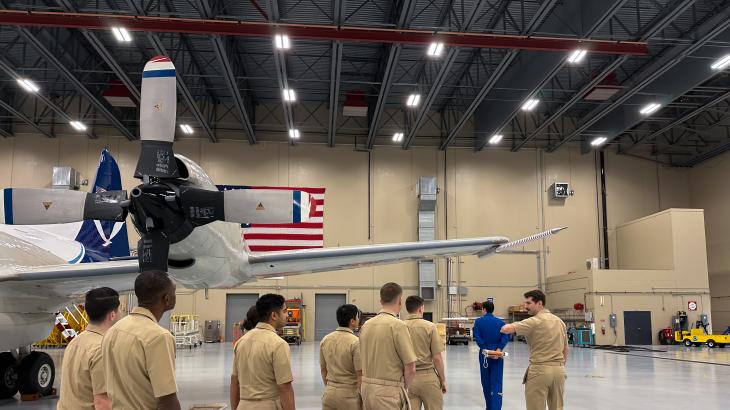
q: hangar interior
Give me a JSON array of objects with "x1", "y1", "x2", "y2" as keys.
[{"x1": 0, "y1": 0, "x2": 730, "y2": 408}]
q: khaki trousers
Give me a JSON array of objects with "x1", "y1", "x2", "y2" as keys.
[
  {"x1": 322, "y1": 382, "x2": 362, "y2": 410},
  {"x1": 361, "y1": 377, "x2": 410, "y2": 410},
  {"x1": 237, "y1": 398, "x2": 283, "y2": 410},
  {"x1": 408, "y1": 369, "x2": 443, "y2": 410},
  {"x1": 523, "y1": 365, "x2": 566, "y2": 410}
]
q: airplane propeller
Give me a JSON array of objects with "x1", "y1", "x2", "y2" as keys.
[{"x1": 0, "y1": 56, "x2": 313, "y2": 272}]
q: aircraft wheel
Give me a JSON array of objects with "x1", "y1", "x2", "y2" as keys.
[
  {"x1": 0, "y1": 353, "x2": 19, "y2": 399},
  {"x1": 18, "y1": 352, "x2": 54, "y2": 396}
]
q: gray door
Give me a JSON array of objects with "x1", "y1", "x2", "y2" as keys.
[
  {"x1": 225, "y1": 293, "x2": 259, "y2": 342},
  {"x1": 624, "y1": 311, "x2": 653, "y2": 345},
  {"x1": 315, "y1": 294, "x2": 347, "y2": 341}
]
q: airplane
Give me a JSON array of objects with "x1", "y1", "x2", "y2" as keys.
[{"x1": 0, "y1": 56, "x2": 565, "y2": 399}]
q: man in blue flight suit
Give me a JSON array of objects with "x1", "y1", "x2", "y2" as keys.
[{"x1": 473, "y1": 300, "x2": 509, "y2": 410}]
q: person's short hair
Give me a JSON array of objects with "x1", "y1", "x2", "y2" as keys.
[
  {"x1": 242, "y1": 305, "x2": 259, "y2": 331},
  {"x1": 482, "y1": 300, "x2": 495, "y2": 313},
  {"x1": 134, "y1": 271, "x2": 173, "y2": 305},
  {"x1": 336, "y1": 304, "x2": 360, "y2": 327},
  {"x1": 85, "y1": 287, "x2": 120, "y2": 323},
  {"x1": 524, "y1": 289, "x2": 546, "y2": 306},
  {"x1": 405, "y1": 295, "x2": 424, "y2": 313},
  {"x1": 256, "y1": 294, "x2": 286, "y2": 321},
  {"x1": 380, "y1": 282, "x2": 403, "y2": 304}
]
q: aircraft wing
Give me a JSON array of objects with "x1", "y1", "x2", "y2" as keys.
[
  {"x1": 247, "y1": 228, "x2": 566, "y2": 278},
  {"x1": 0, "y1": 260, "x2": 139, "y2": 300}
]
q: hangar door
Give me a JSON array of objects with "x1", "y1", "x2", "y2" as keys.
[
  {"x1": 225, "y1": 293, "x2": 259, "y2": 342},
  {"x1": 315, "y1": 294, "x2": 347, "y2": 341},
  {"x1": 623, "y1": 311, "x2": 653, "y2": 345}
]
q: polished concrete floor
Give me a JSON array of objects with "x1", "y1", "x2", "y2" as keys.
[{"x1": 2, "y1": 341, "x2": 728, "y2": 409}]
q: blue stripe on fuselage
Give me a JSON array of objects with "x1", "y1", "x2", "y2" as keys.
[
  {"x1": 293, "y1": 190, "x2": 301, "y2": 223},
  {"x1": 142, "y1": 69, "x2": 176, "y2": 78},
  {"x1": 3, "y1": 189, "x2": 12, "y2": 224},
  {"x1": 67, "y1": 244, "x2": 85, "y2": 264}
]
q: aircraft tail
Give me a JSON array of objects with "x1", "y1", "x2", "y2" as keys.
[{"x1": 75, "y1": 149, "x2": 131, "y2": 262}]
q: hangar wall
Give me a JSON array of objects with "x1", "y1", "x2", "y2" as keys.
[{"x1": 0, "y1": 136, "x2": 697, "y2": 341}]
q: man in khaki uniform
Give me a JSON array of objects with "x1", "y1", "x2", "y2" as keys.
[
  {"x1": 58, "y1": 287, "x2": 120, "y2": 410},
  {"x1": 359, "y1": 282, "x2": 417, "y2": 410},
  {"x1": 403, "y1": 296, "x2": 446, "y2": 410},
  {"x1": 501, "y1": 290, "x2": 568, "y2": 410},
  {"x1": 320, "y1": 304, "x2": 362, "y2": 410},
  {"x1": 230, "y1": 294, "x2": 295, "y2": 410},
  {"x1": 102, "y1": 271, "x2": 180, "y2": 410}
]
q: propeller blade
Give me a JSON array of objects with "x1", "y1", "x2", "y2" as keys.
[
  {"x1": 0, "y1": 188, "x2": 127, "y2": 225},
  {"x1": 179, "y1": 187, "x2": 314, "y2": 226},
  {"x1": 135, "y1": 56, "x2": 179, "y2": 179},
  {"x1": 138, "y1": 230, "x2": 170, "y2": 272}
]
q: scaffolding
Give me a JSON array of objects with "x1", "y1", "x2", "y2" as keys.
[{"x1": 170, "y1": 314, "x2": 203, "y2": 349}]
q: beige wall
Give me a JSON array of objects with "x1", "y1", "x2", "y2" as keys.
[{"x1": 2, "y1": 135, "x2": 702, "y2": 341}]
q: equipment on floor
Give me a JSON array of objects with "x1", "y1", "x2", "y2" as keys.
[
  {"x1": 568, "y1": 326, "x2": 594, "y2": 347},
  {"x1": 171, "y1": 315, "x2": 203, "y2": 348},
  {"x1": 671, "y1": 311, "x2": 689, "y2": 332},
  {"x1": 658, "y1": 328, "x2": 675, "y2": 345},
  {"x1": 674, "y1": 323, "x2": 729, "y2": 348},
  {"x1": 444, "y1": 318, "x2": 471, "y2": 345},
  {"x1": 281, "y1": 298, "x2": 303, "y2": 345},
  {"x1": 204, "y1": 320, "x2": 221, "y2": 343}
]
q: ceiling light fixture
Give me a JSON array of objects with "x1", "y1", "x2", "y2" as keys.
[
  {"x1": 489, "y1": 134, "x2": 503, "y2": 144},
  {"x1": 590, "y1": 136, "x2": 607, "y2": 146},
  {"x1": 69, "y1": 121, "x2": 87, "y2": 131},
  {"x1": 16, "y1": 78, "x2": 39, "y2": 93},
  {"x1": 111, "y1": 27, "x2": 132, "y2": 42},
  {"x1": 274, "y1": 34, "x2": 291, "y2": 50},
  {"x1": 179, "y1": 124, "x2": 194, "y2": 134},
  {"x1": 710, "y1": 54, "x2": 730, "y2": 71},
  {"x1": 639, "y1": 103, "x2": 661, "y2": 115},
  {"x1": 289, "y1": 129, "x2": 300, "y2": 139},
  {"x1": 567, "y1": 49, "x2": 587, "y2": 64},
  {"x1": 406, "y1": 94, "x2": 421, "y2": 107},
  {"x1": 521, "y1": 99, "x2": 539, "y2": 111},
  {"x1": 427, "y1": 42, "x2": 444, "y2": 57},
  {"x1": 282, "y1": 89, "x2": 297, "y2": 102},
  {"x1": 392, "y1": 132, "x2": 404, "y2": 142}
]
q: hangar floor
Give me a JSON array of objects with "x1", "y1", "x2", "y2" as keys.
[{"x1": 2, "y1": 342, "x2": 727, "y2": 409}]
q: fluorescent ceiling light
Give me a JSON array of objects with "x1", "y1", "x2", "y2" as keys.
[
  {"x1": 179, "y1": 124, "x2": 194, "y2": 134},
  {"x1": 567, "y1": 49, "x2": 587, "y2": 64},
  {"x1": 710, "y1": 54, "x2": 730, "y2": 71},
  {"x1": 289, "y1": 129, "x2": 300, "y2": 139},
  {"x1": 590, "y1": 136, "x2": 607, "y2": 146},
  {"x1": 69, "y1": 121, "x2": 87, "y2": 131},
  {"x1": 427, "y1": 42, "x2": 444, "y2": 57},
  {"x1": 392, "y1": 132, "x2": 404, "y2": 142},
  {"x1": 521, "y1": 99, "x2": 539, "y2": 111},
  {"x1": 406, "y1": 94, "x2": 421, "y2": 107},
  {"x1": 274, "y1": 34, "x2": 291, "y2": 50},
  {"x1": 489, "y1": 134, "x2": 503, "y2": 144},
  {"x1": 16, "y1": 78, "x2": 39, "y2": 93},
  {"x1": 639, "y1": 103, "x2": 661, "y2": 115},
  {"x1": 111, "y1": 27, "x2": 132, "y2": 42},
  {"x1": 282, "y1": 89, "x2": 297, "y2": 102},
  {"x1": 264, "y1": 276, "x2": 285, "y2": 280}
]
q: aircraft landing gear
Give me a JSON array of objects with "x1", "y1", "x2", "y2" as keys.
[
  {"x1": 17, "y1": 352, "x2": 54, "y2": 397},
  {"x1": 0, "y1": 352, "x2": 19, "y2": 399}
]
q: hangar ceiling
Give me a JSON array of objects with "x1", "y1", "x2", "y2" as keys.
[{"x1": 0, "y1": 0, "x2": 730, "y2": 166}]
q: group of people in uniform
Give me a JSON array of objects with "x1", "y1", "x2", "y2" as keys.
[{"x1": 56, "y1": 272, "x2": 568, "y2": 410}]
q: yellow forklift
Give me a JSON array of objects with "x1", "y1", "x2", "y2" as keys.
[{"x1": 675, "y1": 322, "x2": 730, "y2": 348}]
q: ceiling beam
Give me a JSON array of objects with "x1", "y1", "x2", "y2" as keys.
[
  {"x1": 269, "y1": 0, "x2": 294, "y2": 139},
  {"x1": 198, "y1": 0, "x2": 256, "y2": 144},
  {"x1": 123, "y1": 0, "x2": 217, "y2": 143},
  {"x1": 0, "y1": 97, "x2": 55, "y2": 138},
  {"x1": 327, "y1": 0, "x2": 344, "y2": 147},
  {"x1": 0, "y1": 10, "x2": 650, "y2": 55}
]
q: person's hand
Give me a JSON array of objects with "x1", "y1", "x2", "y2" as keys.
[
  {"x1": 440, "y1": 380, "x2": 448, "y2": 394},
  {"x1": 488, "y1": 348, "x2": 503, "y2": 360}
]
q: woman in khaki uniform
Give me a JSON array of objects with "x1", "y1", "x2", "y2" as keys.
[{"x1": 319, "y1": 304, "x2": 362, "y2": 410}]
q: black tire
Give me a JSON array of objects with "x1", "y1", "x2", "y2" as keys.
[
  {"x1": 18, "y1": 352, "x2": 54, "y2": 396},
  {"x1": 684, "y1": 339, "x2": 692, "y2": 347},
  {"x1": 707, "y1": 340, "x2": 716, "y2": 348},
  {"x1": 0, "y1": 352, "x2": 18, "y2": 399}
]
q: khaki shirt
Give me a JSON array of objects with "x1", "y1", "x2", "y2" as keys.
[
  {"x1": 512, "y1": 309, "x2": 567, "y2": 365},
  {"x1": 57, "y1": 325, "x2": 106, "y2": 410},
  {"x1": 319, "y1": 327, "x2": 361, "y2": 385},
  {"x1": 359, "y1": 310, "x2": 417, "y2": 383},
  {"x1": 102, "y1": 307, "x2": 177, "y2": 409},
  {"x1": 403, "y1": 314, "x2": 444, "y2": 371},
  {"x1": 232, "y1": 322, "x2": 294, "y2": 400}
]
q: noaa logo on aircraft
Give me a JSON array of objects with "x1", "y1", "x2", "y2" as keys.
[{"x1": 94, "y1": 220, "x2": 126, "y2": 247}]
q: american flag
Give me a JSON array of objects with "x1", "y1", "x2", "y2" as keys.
[{"x1": 217, "y1": 185, "x2": 325, "y2": 252}]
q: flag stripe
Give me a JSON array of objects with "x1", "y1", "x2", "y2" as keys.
[
  {"x1": 244, "y1": 233, "x2": 324, "y2": 240},
  {"x1": 248, "y1": 245, "x2": 322, "y2": 252},
  {"x1": 246, "y1": 239, "x2": 323, "y2": 246}
]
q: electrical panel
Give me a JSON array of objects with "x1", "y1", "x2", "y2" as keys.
[
  {"x1": 550, "y1": 182, "x2": 571, "y2": 199},
  {"x1": 609, "y1": 313, "x2": 617, "y2": 328}
]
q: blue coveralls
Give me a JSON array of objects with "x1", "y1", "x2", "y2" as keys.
[{"x1": 473, "y1": 313, "x2": 509, "y2": 410}]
